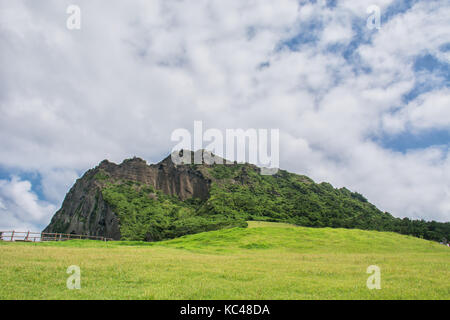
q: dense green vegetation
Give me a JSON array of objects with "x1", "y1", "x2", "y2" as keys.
[
  {"x1": 1, "y1": 222, "x2": 449, "y2": 299},
  {"x1": 204, "y1": 164, "x2": 450, "y2": 242},
  {"x1": 100, "y1": 162, "x2": 449, "y2": 242},
  {"x1": 102, "y1": 181, "x2": 246, "y2": 241}
]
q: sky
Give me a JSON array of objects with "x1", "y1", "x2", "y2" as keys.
[{"x1": 0, "y1": 0, "x2": 449, "y2": 231}]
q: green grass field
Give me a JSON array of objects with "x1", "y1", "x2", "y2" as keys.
[{"x1": 0, "y1": 222, "x2": 449, "y2": 299}]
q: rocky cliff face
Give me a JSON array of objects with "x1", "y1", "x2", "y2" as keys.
[{"x1": 43, "y1": 151, "x2": 213, "y2": 239}]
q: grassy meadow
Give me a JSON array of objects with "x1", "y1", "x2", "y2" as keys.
[{"x1": 0, "y1": 221, "x2": 448, "y2": 299}]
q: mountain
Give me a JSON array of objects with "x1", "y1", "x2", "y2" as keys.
[{"x1": 43, "y1": 150, "x2": 450, "y2": 242}]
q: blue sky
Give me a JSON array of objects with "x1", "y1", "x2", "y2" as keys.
[
  {"x1": 0, "y1": 0, "x2": 449, "y2": 230},
  {"x1": 377, "y1": 51, "x2": 450, "y2": 152},
  {"x1": 283, "y1": 0, "x2": 449, "y2": 153}
]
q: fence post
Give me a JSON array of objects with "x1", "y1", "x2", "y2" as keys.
[{"x1": 11, "y1": 231, "x2": 15, "y2": 241}]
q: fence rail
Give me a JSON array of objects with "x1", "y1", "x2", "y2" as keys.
[{"x1": 0, "y1": 230, "x2": 114, "y2": 242}]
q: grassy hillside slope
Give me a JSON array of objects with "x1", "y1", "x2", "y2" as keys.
[{"x1": 0, "y1": 222, "x2": 448, "y2": 300}]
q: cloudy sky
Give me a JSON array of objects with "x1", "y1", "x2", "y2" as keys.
[{"x1": 0, "y1": 0, "x2": 449, "y2": 231}]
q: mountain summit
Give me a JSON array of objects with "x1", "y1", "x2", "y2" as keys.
[{"x1": 44, "y1": 150, "x2": 450, "y2": 242}]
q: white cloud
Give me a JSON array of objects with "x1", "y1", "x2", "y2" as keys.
[
  {"x1": 0, "y1": 177, "x2": 56, "y2": 230},
  {"x1": 358, "y1": 1, "x2": 450, "y2": 77},
  {"x1": 383, "y1": 88, "x2": 450, "y2": 133},
  {"x1": 404, "y1": 89, "x2": 450, "y2": 131},
  {"x1": 321, "y1": 22, "x2": 354, "y2": 46},
  {"x1": 0, "y1": 0, "x2": 449, "y2": 227},
  {"x1": 338, "y1": 0, "x2": 394, "y2": 14}
]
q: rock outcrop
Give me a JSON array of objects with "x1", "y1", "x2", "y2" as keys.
[{"x1": 43, "y1": 150, "x2": 213, "y2": 239}]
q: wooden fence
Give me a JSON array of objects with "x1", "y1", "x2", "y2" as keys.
[{"x1": 0, "y1": 231, "x2": 114, "y2": 242}]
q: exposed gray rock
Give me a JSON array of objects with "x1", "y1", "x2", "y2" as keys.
[{"x1": 43, "y1": 150, "x2": 213, "y2": 240}]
